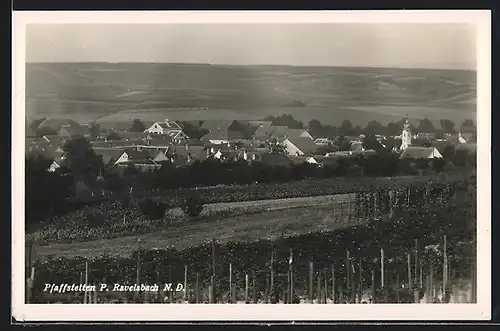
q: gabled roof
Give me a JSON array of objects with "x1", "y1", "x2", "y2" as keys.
[
  {"x1": 200, "y1": 120, "x2": 236, "y2": 132},
  {"x1": 399, "y1": 147, "x2": 440, "y2": 159},
  {"x1": 253, "y1": 126, "x2": 285, "y2": 139},
  {"x1": 37, "y1": 118, "x2": 80, "y2": 131},
  {"x1": 253, "y1": 126, "x2": 311, "y2": 141},
  {"x1": 93, "y1": 147, "x2": 126, "y2": 165},
  {"x1": 58, "y1": 123, "x2": 90, "y2": 136},
  {"x1": 112, "y1": 131, "x2": 149, "y2": 140},
  {"x1": 309, "y1": 156, "x2": 339, "y2": 166},
  {"x1": 285, "y1": 137, "x2": 318, "y2": 155},
  {"x1": 249, "y1": 120, "x2": 273, "y2": 127},
  {"x1": 26, "y1": 124, "x2": 37, "y2": 138},
  {"x1": 164, "y1": 145, "x2": 208, "y2": 166},
  {"x1": 200, "y1": 120, "x2": 246, "y2": 141},
  {"x1": 125, "y1": 148, "x2": 159, "y2": 161},
  {"x1": 146, "y1": 135, "x2": 174, "y2": 146},
  {"x1": 147, "y1": 120, "x2": 182, "y2": 131}
]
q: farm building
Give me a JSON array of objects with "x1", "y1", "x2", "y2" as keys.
[
  {"x1": 253, "y1": 126, "x2": 313, "y2": 142},
  {"x1": 283, "y1": 137, "x2": 318, "y2": 156},
  {"x1": 143, "y1": 119, "x2": 189, "y2": 142},
  {"x1": 36, "y1": 118, "x2": 81, "y2": 133},
  {"x1": 200, "y1": 120, "x2": 246, "y2": 145},
  {"x1": 57, "y1": 123, "x2": 91, "y2": 139},
  {"x1": 399, "y1": 147, "x2": 443, "y2": 159}
]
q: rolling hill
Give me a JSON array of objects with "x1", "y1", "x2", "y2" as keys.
[{"x1": 25, "y1": 62, "x2": 477, "y2": 127}]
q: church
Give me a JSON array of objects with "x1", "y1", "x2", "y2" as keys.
[{"x1": 395, "y1": 116, "x2": 443, "y2": 159}]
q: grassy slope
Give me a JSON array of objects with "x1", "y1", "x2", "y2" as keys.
[{"x1": 25, "y1": 63, "x2": 476, "y2": 126}]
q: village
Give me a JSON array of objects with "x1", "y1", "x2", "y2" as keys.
[{"x1": 25, "y1": 114, "x2": 477, "y2": 179}]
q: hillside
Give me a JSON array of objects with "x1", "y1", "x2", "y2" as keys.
[{"x1": 25, "y1": 62, "x2": 477, "y2": 126}]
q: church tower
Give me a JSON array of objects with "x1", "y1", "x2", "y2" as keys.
[{"x1": 400, "y1": 115, "x2": 412, "y2": 151}]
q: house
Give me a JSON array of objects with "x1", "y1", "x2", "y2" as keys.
[
  {"x1": 200, "y1": 120, "x2": 246, "y2": 144},
  {"x1": 283, "y1": 137, "x2": 318, "y2": 156},
  {"x1": 306, "y1": 156, "x2": 339, "y2": 167},
  {"x1": 253, "y1": 126, "x2": 313, "y2": 142},
  {"x1": 143, "y1": 119, "x2": 189, "y2": 142},
  {"x1": 165, "y1": 144, "x2": 208, "y2": 166},
  {"x1": 111, "y1": 148, "x2": 168, "y2": 166},
  {"x1": 399, "y1": 147, "x2": 443, "y2": 159},
  {"x1": 248, "y1": 120, "x2": 273, "y2": 127},
  {"x1": 350, "y1": 141, "x2": 364, "y2": 153},
  {"x1": 415, "y1": 132, "x2": 436, "y2": 140},
  {"x1": 57, "y1": 123, "x2": 91, "y2": 139},
  {"x1": 36, "y1": 118, "x2": 81, "y2": 133},
  {"x1": 92, "y1": 148, "x2": 127, "y2": 166},
  {"x1": 47, "y1": 155, "x2": 66, "y2": 172},
  {"x1": 314, "y1": 138, "x2": 332, "y2": 146}
]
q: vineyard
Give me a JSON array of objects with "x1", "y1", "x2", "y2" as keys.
[
  {"x1": 28, "y1": 174, "x2": 466, "y2": 245},
  {"x1": 26, "y1": 178, "x2": 477, "y2": 304}
]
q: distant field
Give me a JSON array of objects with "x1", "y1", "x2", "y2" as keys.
[{"x1": 25, "y1": 63, "x2": 476, "y2": 126}]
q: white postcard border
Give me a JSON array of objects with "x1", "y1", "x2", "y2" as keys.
[{"x1": 12, "y1": 10, "x2": 491, "y2": 322}]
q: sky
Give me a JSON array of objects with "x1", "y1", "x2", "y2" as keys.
[{"x1": 25, "y1": 23, "x2": 477, "y2": 70}]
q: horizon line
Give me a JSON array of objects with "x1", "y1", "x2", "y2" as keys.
[{"x1": 25, "y1": 61, "x2": 477, "y2": 72}]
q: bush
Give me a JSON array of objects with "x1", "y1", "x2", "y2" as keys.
[
  {"x1": 86, "y1": 209, "x2": 107, "y2": 228},
  {"x1": 138, "y1": 198, "x2": 167, "y2": 220},
  {"x1": 181, "y1": 195, "x2": 205, "y2": 218}
]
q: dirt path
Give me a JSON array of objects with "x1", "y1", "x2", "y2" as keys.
[
  {"x1": 169, "y1": 193, "x2": 355, "y2": 217},
  {"x1": 36, "y1": 203, "x2": 357, "y2": 259}
]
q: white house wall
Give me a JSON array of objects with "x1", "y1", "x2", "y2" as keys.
[
  {"x1": 284, "y1": 140, "x2": 302, "y2": 156},
  {"x1": 145, "y1": 122, "x2": 164, "y2": 134},
  {"x1": 114, "y1": 152, "x2": 130, "y2": 164}
]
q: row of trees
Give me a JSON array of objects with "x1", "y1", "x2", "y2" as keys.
[{"x1": 262, "y1": 114, "x2": 476, "y2": 138}]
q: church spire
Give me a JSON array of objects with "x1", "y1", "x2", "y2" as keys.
[{"x1": 400, "y1": 115, "x2": 412, "y2": 151}]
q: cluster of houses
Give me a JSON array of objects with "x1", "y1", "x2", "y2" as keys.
[{"x1": 25, "y1": 116, "x2": 477, "y2": 174}]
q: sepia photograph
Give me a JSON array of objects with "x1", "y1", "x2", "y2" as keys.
[{"x1": 12, "y1": 11, "x2": 491, "y2": 322}]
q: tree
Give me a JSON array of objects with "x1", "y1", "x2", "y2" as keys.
[
  {"x1": 422, "y1": 142, "x2": 432, "y2": 148},
  {"x1": 88, "y1": 122, "x2": 101, "y2": 140},
  {"x1": 363, "y1": 120, "x2": 385, "y2": 136},
  {"x1": 138, "y1": 198, "x2": 168, "y2": 220},
  {"x1": 25, "y1": 154, "x2": 73, "y2": 227},
  {"x1": 439, "y1": 119, "x2": 455, "y2": 133},
  {"x1": 270, "y1": 113, "x2": 304, "y2": 129},
  {"x1": 432, "y1": 158, "x2": 446, "y2": 173},
  {"x1": 442, "y1": 145, "x2": 456, "y2": 161},
  {"x1": 179, "y1": 121, "x2": 209, "y2": 139},
  {"x1": 181, "y1": 195, "x2": 205, "y2": 218},
  {"x1": 62, "y1": 136, "x2": 104, "y2": 182},
  {"x1": 460, "y1": 119, "x2": 476, "y2": 133},
  {"x1": 339, "y1": 120, "x2": 355, "y2": 136},
  {"x1": 386, "y1": 122, "x2": 401, "y2": 136},
  {"x1": 362, "y1": 134, "x2": 384, "y2": 152},
  {"x1": 417, "y1": 118, "x2": 435, "y2": 133},
  {"x1": 130, "y1": 119, "x2": 146, "y2": 132},
  {"x1": 106, "y1": 132, "x2": 122, "y2": 141},
  {"x1": 308, "y1": 119, "x2": 323, "y2": 137},
  {"x1": 336, "y1": 136, "x2": 352, "y2": 151}
]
